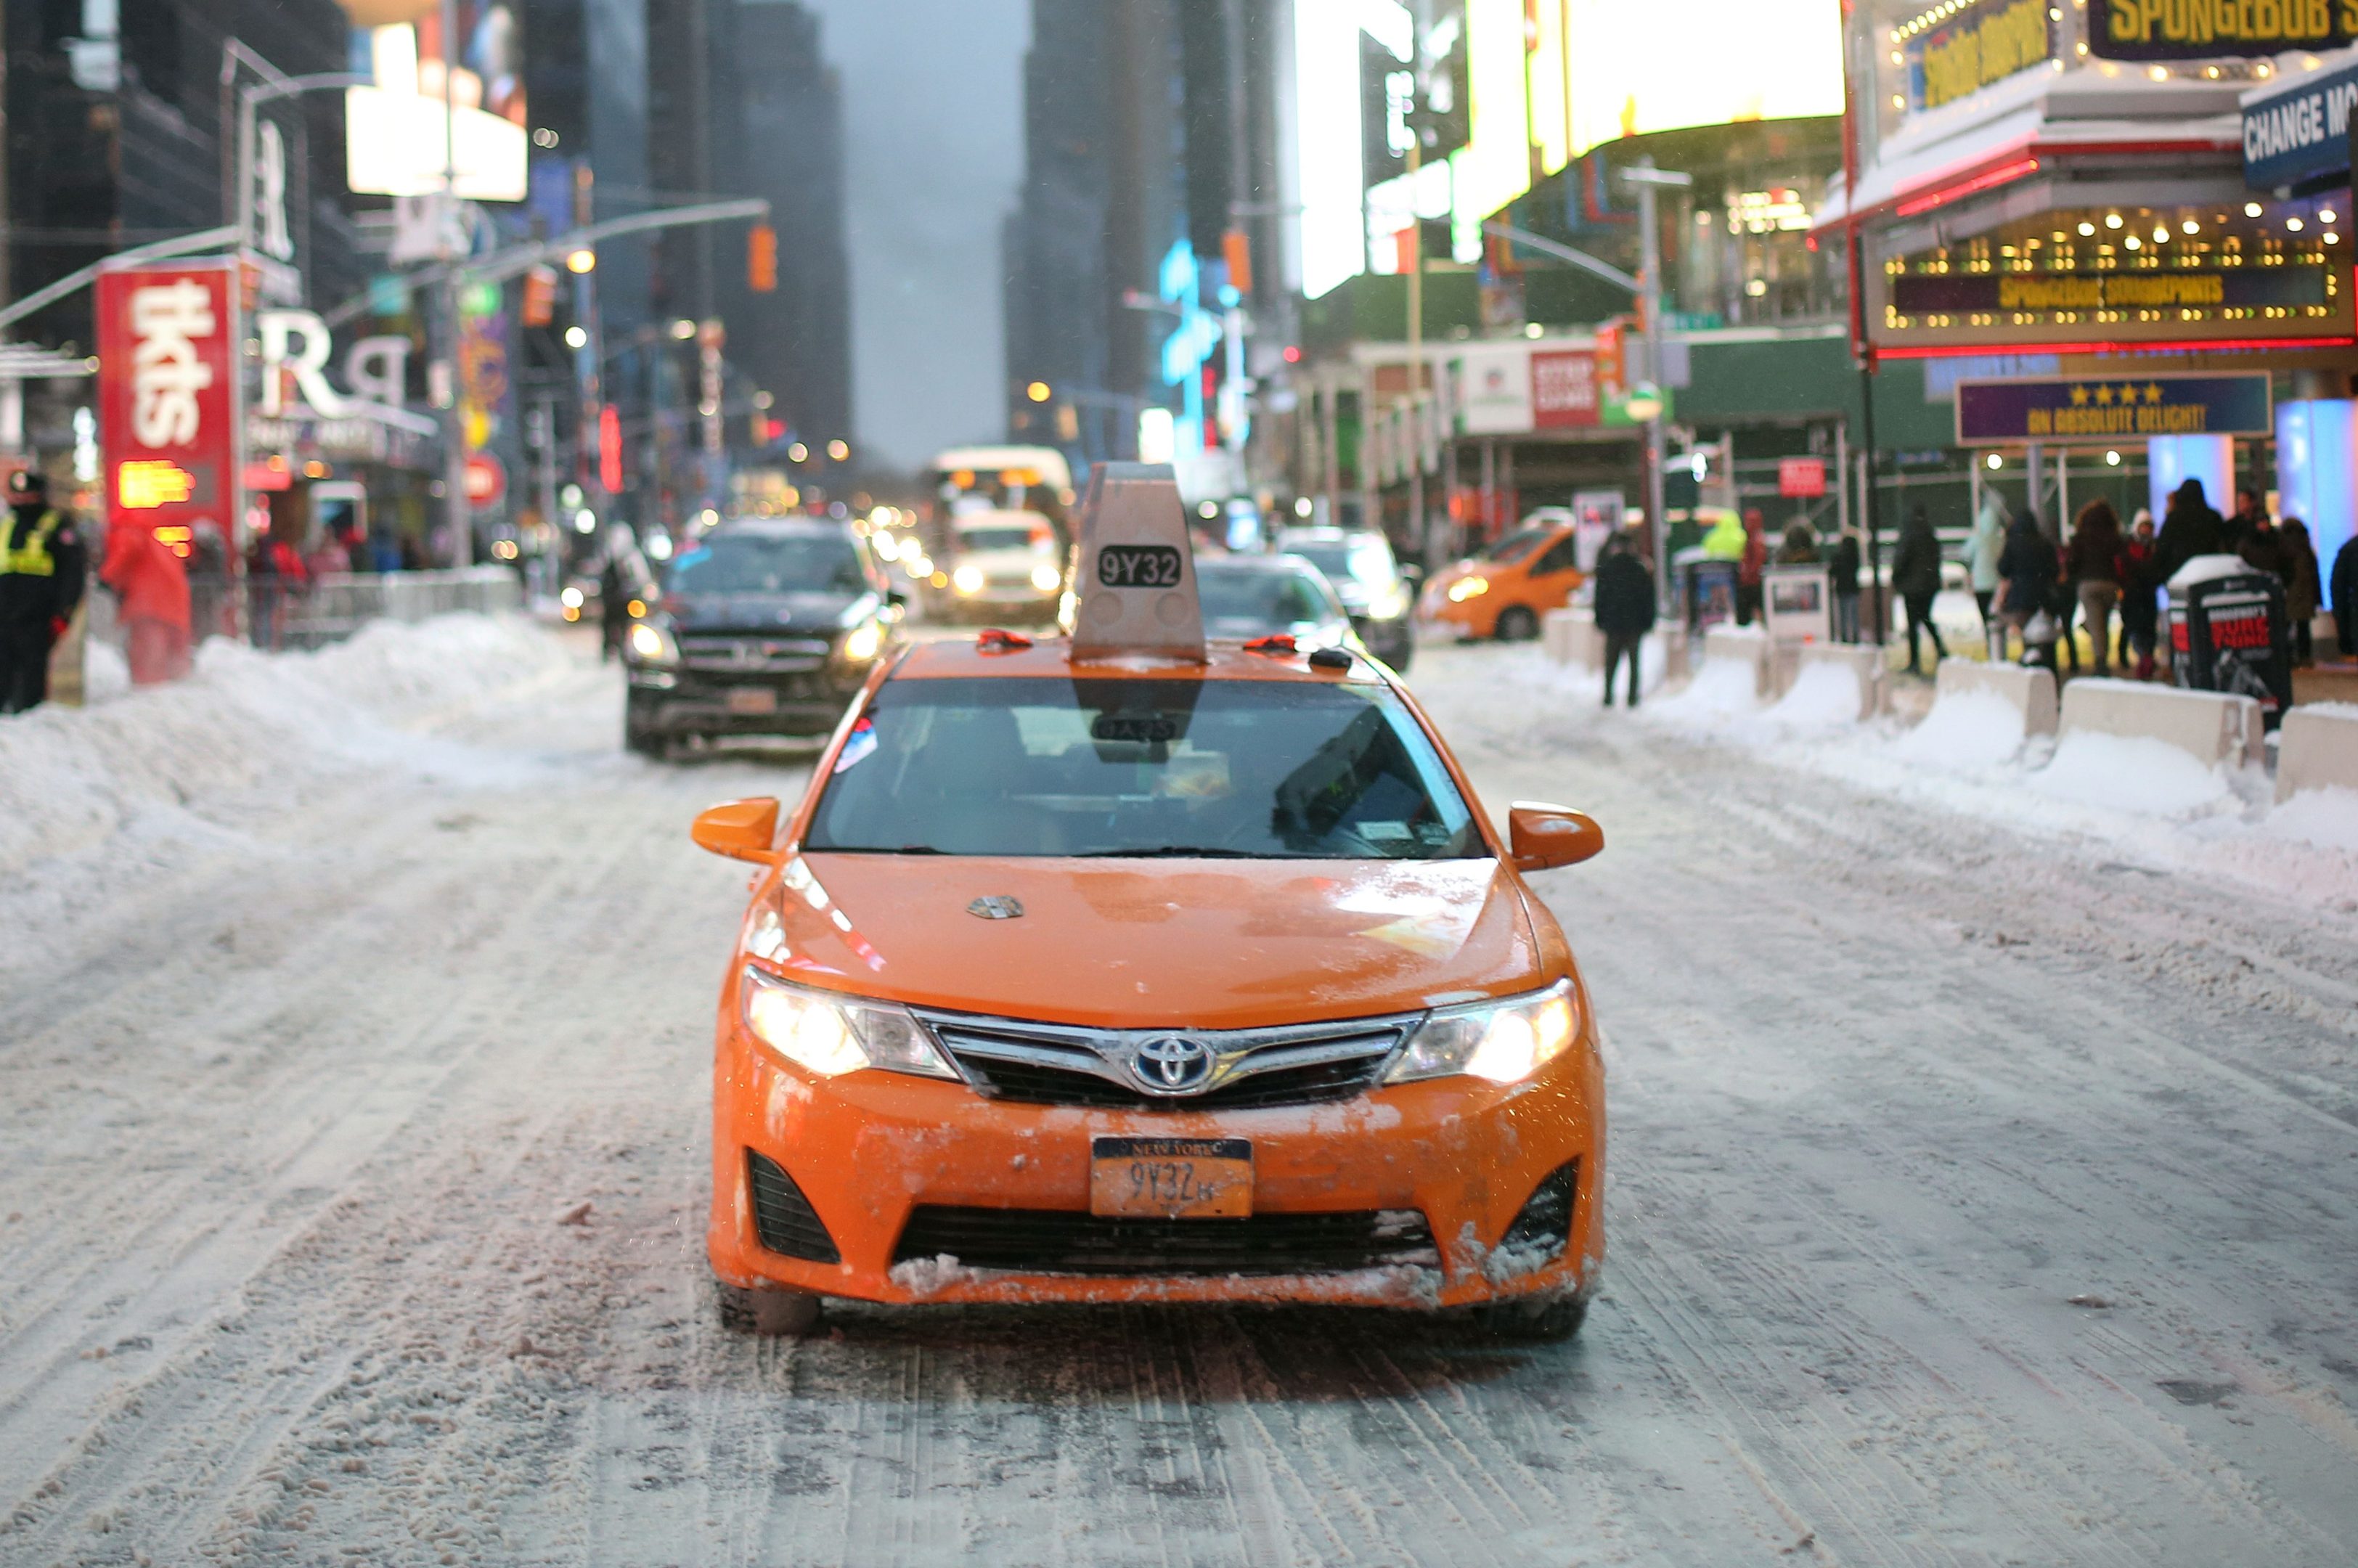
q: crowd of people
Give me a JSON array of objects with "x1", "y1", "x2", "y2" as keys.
[{"x1": 1967, "y1": 478, "x2": 2342, "y2": 679}]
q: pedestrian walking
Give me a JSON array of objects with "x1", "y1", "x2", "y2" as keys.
[
  {"x1": 1827, "y1": 527, "x2": 1862, "y2": 643},
  {"x1": 2119, "y1": 510, "x2": 2160, "y2": 677},
  {"x1": 1996, "y1": 511, "x2": 2059, "y2": 671},
  {"x1": 99, "y1": 515, "x2": 193, "y2": 685},
  {"x1": 1967, "y1": 492, "x2": 2006, "y2": 657},
  {"x1": 1734, "y1": 510, "x2": 1766, "y2": 626},
  {"x1": 0, "y1": 470, "x2": 87, "y2": 713},
  {"x1": 2279, "y1": 519, "x2": 2322, "y2": 666},
  {"x1": 2065, "y1": 500, "x2": 2126, "y2": 678},
  {"x1": 1592, "y1": 534, "x2": 1655, "y2": 709},
  {"x1": 1890, "y1": 505, "x2": 1946, "y2": 674},
  {"x1": 597, "y1": 526, "x2": 646, "y2": 663},
  {"x1": 2333, "y1": 531, "x2": 2358, "y2": 657}
]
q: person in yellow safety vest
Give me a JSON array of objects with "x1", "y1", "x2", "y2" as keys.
[
  {"x1": 0, "y1": 469, "x2": 87, "y2": 714},
  {"x1": 1700, "y1": 510, "x2": 1747, "y2": 561}
]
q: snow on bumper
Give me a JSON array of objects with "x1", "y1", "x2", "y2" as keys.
[{"x1": 707, "y1": 1014, "x2": 1604, "y2": 1310}]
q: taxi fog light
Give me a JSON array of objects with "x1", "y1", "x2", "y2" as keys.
[
  {"x1": 1387, "y1": 982, "x2": 1577, "y2": 1085},
  {"x1": 1447, "y1": 576, "x2": 1490, "y2": 603},
  {"x1": 952, "y1": 563, "x2": 986, "y2": 595},
  {"x1": 739, "y1": 966, "x2": 957, "y2": 1079},
  {"x1": 1029, "y1": 561, "x2": 1062, "y2": 592},
  {"x1": 627, "y1": 621, "x2": 680, "y2": 665}
]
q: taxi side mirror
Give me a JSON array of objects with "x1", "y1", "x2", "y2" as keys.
[
  {"x1": 692, "y1": 797, "x2": 783, "y2": 863},
  {"x1": 1508, "y1": 803, "x2": 1603, "y2": 872}
]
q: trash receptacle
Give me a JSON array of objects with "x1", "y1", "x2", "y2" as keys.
[
  {"x1": 2169, "y1": 555, "x2": 2291, "y2": 727},
  {"x1": 1679, "y1": 555, "x2": 1739, "y2": 634}
]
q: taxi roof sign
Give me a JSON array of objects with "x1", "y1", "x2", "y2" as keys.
[{"x1": 1069, "y1": 462, "x2": 1207, "y2": 663}]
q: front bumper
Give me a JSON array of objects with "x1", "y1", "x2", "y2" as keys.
[
  {"x1": 627, "y1": 665, "x2": 866, "y2": 736},
  {"x1": 708, "y1": 1008, "x2": 1605, "y2": 1310}
]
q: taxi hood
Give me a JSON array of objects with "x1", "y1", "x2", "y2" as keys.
[{"x1": 770, "y1": 854, "x2": 1541, "y2": 1030}]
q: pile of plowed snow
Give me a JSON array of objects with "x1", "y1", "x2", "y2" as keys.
[{"x1": 0, "y1": 614, "x2": 571, "y2": 878}]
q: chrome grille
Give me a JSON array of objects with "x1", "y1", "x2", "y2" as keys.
[
  {"x1": 915, "y1": 1008, "x2": 1418, "y2": 1110},
  {"x1": 680, "y1": 634, "x2": 832, "y2": 673}
]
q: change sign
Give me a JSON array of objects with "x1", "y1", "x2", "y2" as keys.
[
  {"x1": 2242, "y1": 55, "x2": 2358, "y2": 191},
  {"x1": 1955, "y1": 375, "x2": 2272, "y2": 444}
]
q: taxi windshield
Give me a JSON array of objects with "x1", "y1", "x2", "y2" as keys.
[
  {"x1": 806, "y1": 676, "x2": 1482, "y2": 859},
  {"x1": 668, "y1": 532, "x2": 868, "y2": 595},
  {"x1": 1481, "y1": 528, "x2": 1551, "y2": 565}
]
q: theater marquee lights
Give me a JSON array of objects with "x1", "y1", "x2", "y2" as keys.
[{"x1": 1872, "y1": 205, "x2": 2355, "y2": 352}]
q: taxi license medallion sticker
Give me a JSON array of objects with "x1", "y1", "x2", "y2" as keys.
[{"x1": 1090, "y1": 1137, "x2": 1253, "y2": 1219}]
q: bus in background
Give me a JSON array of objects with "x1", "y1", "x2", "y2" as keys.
[{"x1": 923, "y1": 446, "x2": 1077, "y2": 624}]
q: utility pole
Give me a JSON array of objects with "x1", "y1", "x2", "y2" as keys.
[
  {"x1": 438, "y1": 0, "x2": 472, "y2": 568},
  {"x1": 1624, "y1": 159, "x2": 1691, "y2": 614}
]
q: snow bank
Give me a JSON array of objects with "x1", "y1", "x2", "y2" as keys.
[
  {"x1": 1649, "y1": 654, "x2": 1760, "y2": 721},
  {"x1": 0, "y1": 614, "x2": 571, "y2": 878},
  {"x1": 2265, "y1": 785, "x2": 2358, "y2": 854},
  {"x1": 1763, "y1": 661, "x2": 1861, "y2": 730},
  {"x1": 2028, "y1": 731, "x2": 2235, "y2": 817},
  {"x1": 1890, "y1": 688, "x2": 2027, "y2": 772}
]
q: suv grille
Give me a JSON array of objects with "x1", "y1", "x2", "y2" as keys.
[
  {"x1": 892, "y1": 1206, "x2": 1438, "y2": 1275},
  {"x1": 680, "y1": 634, "x2": 833, "y2": 674},
  {"x1": 918, "y1": 1010, "x2": 1416, "y2": 1111}
]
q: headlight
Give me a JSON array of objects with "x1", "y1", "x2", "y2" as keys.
[
  {"x1": 841, "y1": 619, "x2": 884, "y2": 661},
  {"x1": 1384, "y1": 981, "x2": 1577, "y2": 1085},
  {"x1": 952, "y1": 563, "x2": 985, "y2": 595},
  {"x1": 1368, "y1": 581, "x2": 1412, "y2": 619},
  {"x1": 1447, "y1": 576, "x2": 1490, "y2": 603},
  {"x1": 1029, "y1": 561, "x2": 1062, "y2": 592},
  {"x1": 627, "y1": 621, "x2": 679, "y2": 664},
  {"x1": 739, "y1": 965, "x2": 958, "y2": 1080},
  {"x1": 560, "y1": 585, "x2": 584, "y2": 609}
]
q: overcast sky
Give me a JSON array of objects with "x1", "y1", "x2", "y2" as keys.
[{"x1": 799, "y1": 0, "x2": 1030, "y2": 474}]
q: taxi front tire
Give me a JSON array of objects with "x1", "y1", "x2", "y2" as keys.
[
  {"x1": 1494, "y1": 605, "x2": 1539, "y2": 642},
  {"x1": 717, "y1": 1281, "x2": 824, "y2": 1337}
]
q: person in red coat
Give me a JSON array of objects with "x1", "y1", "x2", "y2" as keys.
[{"x1": 99, "y1": 520, "x2": 193, "y2": 685}]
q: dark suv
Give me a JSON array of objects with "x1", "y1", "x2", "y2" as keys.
[{"x1": 622, "y1": 518, "x2": 901, "y2": 755}]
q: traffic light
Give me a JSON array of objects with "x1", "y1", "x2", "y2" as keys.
[
  {"x1": 521, "y1": 265, "x2": 558, "y2": 327},
  {"x1": 747, "y1": 224, "x2": 778, "y2": 293}
]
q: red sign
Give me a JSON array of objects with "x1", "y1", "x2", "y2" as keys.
[
  {"x1": 97, "y1": 261, "x2": 237, "y2": 552},
  {"x1": 1530, "y1": 351, "x2": 1600, "y2": 429},
  {"x1": 1778, "y1": 457, "x2": 1827, "y2": 498},
  {"x1": 463, "y1": 453, "x2": 507, "y2": 507},
  {"x1": 598, "y1": 404, "x2": 624, "y2": 494}
]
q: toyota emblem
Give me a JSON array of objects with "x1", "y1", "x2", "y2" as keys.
[{"x1": 1132, "y1": 1036, "x2": 1214, "y2": 1093}]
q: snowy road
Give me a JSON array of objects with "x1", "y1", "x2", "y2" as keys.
[{"x1": 3, "y1": 620, "x2": 2356, "y2": 1567}]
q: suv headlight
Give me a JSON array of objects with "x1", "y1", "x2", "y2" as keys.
[
  {"x1": 1367, "y1": 580, "x2": 1412, "y2": 620},
  {"x1": 739, "y1": 966, "x2": 958, "y2": 1080},
  {"x1": 841, "y1": 619, "x2": 885, "y2": 661},
  {"x1": 627, "y1": 621, "x2": 680, "y2": 665},
  {"x1": 1384, "y1": 981, "x2": 1578, "y2": 1085}
]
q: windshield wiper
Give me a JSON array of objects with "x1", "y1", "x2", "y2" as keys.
[{"x1": 1080, "y1": 846, "x2": 1267, "y2": 858}]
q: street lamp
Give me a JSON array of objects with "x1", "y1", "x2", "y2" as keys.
[{"x1": 1620, "y1": 160, "x2": 1693, "y2": 615}]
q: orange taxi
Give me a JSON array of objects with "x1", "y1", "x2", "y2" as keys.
[
  {"x1": 689, "y1": 465, "x2": 1607, "y2": 1339},
  {"x1": 1418, "y1": 514, "x2": 1587, "y2": 641}
]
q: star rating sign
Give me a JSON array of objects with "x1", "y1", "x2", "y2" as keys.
[
  {"x1": 2118, "y1": 383, "x2": 2141, "y2": 405},
  {"x1": 2092, "y1": 384, "x2": 2115, "y2": 406},
  {"x1": 2145, "y1": 383, "x2": 2166, "y2": 404},
  {"x1": 2069, "y1": 385, "x2": 2090, "y2": 406}
]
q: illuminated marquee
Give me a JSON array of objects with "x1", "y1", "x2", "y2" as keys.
[
  {"x1": 1874, "y1": 207, "x2": 2354, "y2": 351},
  {"x1": 1898, "y1": 0, "x2": 2055, "y2": 113},
  {"x1": 2091, "y1": 0, "x2": 2356, "y2": 59}
]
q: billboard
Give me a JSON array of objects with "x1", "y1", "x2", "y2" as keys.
[
  {"x1": 347, "y1": 10, "x2": 528, "y2": 201},
  {"x1": 97, "y1": 262, "x2": 240, "y2": 562},
  {"x1": 1953, "y1": 375, "x2": 2273, "y2": 444},
  {"x1": 1564, "y1": 0, "x2": 1843, "y2": 158}
]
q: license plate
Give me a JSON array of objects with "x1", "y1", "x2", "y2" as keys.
[
  {"x1": 725, "y1": 687, "x2": 778, "y2": 715},
  {"x1": 1089, "y1": 1137, "x2": 1252, "y2": 1219}
]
